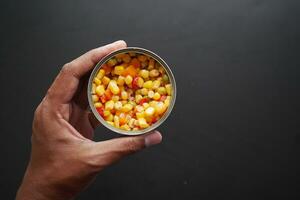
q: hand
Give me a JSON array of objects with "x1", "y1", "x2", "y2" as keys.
[{"x1": 16, "y1": 40, "x2": 162, "y2": 200}]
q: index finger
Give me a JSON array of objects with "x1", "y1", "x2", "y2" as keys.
[{"x1": 46, "y1": 40, "x2": 127, "y2": 104}]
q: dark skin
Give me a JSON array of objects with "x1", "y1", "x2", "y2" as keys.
[{"x1": 16, "y1": 40, "x2": 162, "y2": 200}]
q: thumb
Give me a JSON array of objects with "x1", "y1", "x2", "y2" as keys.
[{"x1": 92, "y1": 130, "x2": 162, "y2": 168}]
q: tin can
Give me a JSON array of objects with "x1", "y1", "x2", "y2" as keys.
[{"x1": 87, "y1": 47, "x2": 176, "y2": 135}]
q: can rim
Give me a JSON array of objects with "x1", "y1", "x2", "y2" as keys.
[{"x1": 87, "y1": 47, "x2": 177, "y2": 135}]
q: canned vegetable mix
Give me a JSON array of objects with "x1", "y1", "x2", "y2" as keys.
[{"x1": 88, "y1": 47, "x2": 176, "y2": 135}]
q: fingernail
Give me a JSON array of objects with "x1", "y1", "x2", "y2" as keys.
[{"x1": 145, "y1": 131, "x2": 162, "y2": 147}]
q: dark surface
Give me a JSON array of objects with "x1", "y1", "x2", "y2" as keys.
[{"x1": 1, "y1": 0, "x2": 299, "y2": 199}]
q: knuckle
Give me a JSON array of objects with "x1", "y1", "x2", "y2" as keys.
[{"x1": 123, "y1": 138, "x2": 144, "y2": 153}]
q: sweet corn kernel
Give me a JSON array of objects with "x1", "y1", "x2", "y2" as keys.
[
  {"x1": 157, "y1": 87, "x2": 167, "y2": 95},
  {"x1": 137, "y1": 55, "x2": 147, "y2": 62},
  {"x1": 128, "y1": 118, "x2": 135, "y2": 128},
  {"x1": 114, "y1": 66, "x2": 124, "y2": 75},
  {"x1": 120, "y1": 124, "x2": 131, "y2": 131},
  {"x1": 149, "y1": 101, "x2": 158, "y2": 107},
  {"x1": 145, "y1": 107, "x2": 155, "y2": 117},
  {"x1": 139, "y1": 69, "x2": 149, "y2": 79},
  {"x1": 121, "y1": 91, "x2": 128, "y2": 100},
  {"x1": 135, "y1": 94, "x2": 143, "y2": 104},
  {"x1": 121, "y1": 104, "x2": 133, "y2": 112},
  {"x1": 96, "y1": 69, "x2": 105, "y2": 79},
  {"x1": 114, "y1": 116, "x2": 120, "y2": 128},
  {"x1": 125, "y1": 75, "x2": 133, "y2": 85},
  {"x1": 135, "y1": 105, "x2": 144, "y2": 112},
  {"x1": 149, "y1": 69, "x2": 159, "y2": 77},
  {"x1": 103, "y1": 110, "x2": 111, "y2": 117},
  {"x1": 105, "y1": 100, "x2": 114, "y2": 110},
  {"x1": 108, "y1": 80, "x2": 120, "y2": 94},
  {"x1": 93, "y1": 77, "x2": 101, "y2": 85},
  {"x1": 106, "y1": 121, "x2": 114, "y2": 126},
  {"x1": 155, "y1": 102, "x2": 167, "y2": 115},
  {"x1": 153, "y1": 92, "x2": 161, "y2": 100},
  {"x1": 122, "y1": 54, "x2": 131, "y2": 63},
  {"x1": 148, "y1": 58, "x2": 154, "y2": 70},
  {"x1": 152, "y1": 80, "x2": 161, "y2": 89},
  {"x1": 94, "y1": 102, "x2": 102, "y2": 108},
  {"x1": 106, "y1": 114, "x2": 113, "y2": 121},
  {"x1": 107, "y1": 58, "x2": 117, "y2": 67},
  {"x1": 92, "y1": 95, "x2": 99, "y2": 102},
  {"x1": 165, "y1": 84, "x2": 172, "y2": 95},
  {"x1": 112, "y1": 95, "x2": 119, "y2": 102},
  {"x1": 114, "y1": 101, "x2": 122, "y2": 110},
  {"x1": 102, "y1": 76, "x2": 110, "y2": 86},
  {"x1": 140, "y1": 88, "x2": 148, "y2": 96},
  {"x1": 143, "y1": 103, "x2": 150, "y2": 109},
  {"x1": 96, "y1": 85, "x2": 105, "y2": 96},
  {"x1": 138, "y1": 118, "x2": 149, "y2": 128},
  {"x1": 117, "y1": 76, "x2": 125, "y2": 86},
  {"x1": 136, "y1": 112, "x2": 145, "y2": 119},
  {"x1": 148, "y1": 90, "x2": 154, "y2": 98},
  {"x1": 143, "y1": 80, "x2": 153, "y2": 89},
  {"x1": 92, "y1": 83, "x2": 96, "y2": 94},
  {"x1": 164, "y1": 98, "x2": 171, "y2": 107},
  {"x1": 137, "y1": 77, "x2": 144, "y2": 88}
]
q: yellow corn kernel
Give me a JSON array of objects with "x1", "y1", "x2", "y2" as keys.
[
  {"x1": 114, "y1": 101, "x2": 123, "y2": 110},
  {"x1": 143, "y1": 80, "x2": 153, "y2": 89},
  {"x1": 143, "y1": 103, "x2": 150, "y2": 109},
  {"x1": 138, "y1": 118, "x2": 149, "y2": 128},
  {"x1": 145, "y1": 106, "x2": 155, "y2": 117},
  {"x1": 163, "y1": 74, "x2": 169, "y2": 82},
  {"x1": 94, "y1": 102, "x2": 102, "y2": 108},
  {"x1": 137, "y1": 55, "x2": 147, "y2": 62},
  {"x1": 105, "y1": 100, "x2": 114, "y2": 110},
  {"x1": 155, "y1": 102, "x2": 167, "y2": 115},
  {"x1": 140, "y1": 88, "x2": 148, "y2": 96},
  {"x1": 114, "y1": 66, "x2": 124, "y2": 75},
  {"x1": 106, "y1": 121, "x2": 114, "y2": 126},
  {"x1": 108, "y1": 80, "x2": 120, "y2": 95},
  {"x1": 135, "y1": 94, "x2": 143, "y2": 104},
  {"x1": 137, "y1": 77, "x2": 144, "y2": 88},
  {"x1": 96, "y1": 69, "x2": 105, "y2": 79},
  {"x1": 153, "y1": 92, "x2": 161, "y2": 100},
  {"x1": 139, "y1": 69, "x2": 149, "y2": 79},
  {"x1": 117, "y1": 76, "x2": 125, "y2": 86},
  {"x1": 92, "y1": 83, "x2": 96, "y2": 94},
  {"x1": 121, "y1": 104, "x2": 133, "y2": 112},
  {"x1": 148, "y1": 90, "x2": 154, "y2": 98},
  {"x1": 135, "y1": 105, "x2": 144, "y2": 112},
  {"x1": 92, "y1": 94, "x2": 99, "y2": 102},
  {"x1": 149, "y1": 69, "x2": 159, "y2": 77},
  {"x1": 149, "y1": 101, "x2": 158, "y2": 107},
  {"x1": 93, "y1": 77, "x2": 101, "y2": 85},
  {"x1": 128, "y1": 101, "x2": 136, "y2": 107},
  {"x1": 128, "y1": 118, "x2": 135, "y2": 128},
  {"x1": 120, "y1": 91, "x2": 127, "y2": 100},
  {"x1": 114, "y1": 116, "x2": 120, "y2": 128},
  {"x1": 148, "y1": 58, "x2": 154, "y2": 70},
  {"x1": 102, "y1": 76, "x2": 110, "y2": 86},
  {"x1": 103, "y1": 110, "x2": 111, "y2": 117},
  {"x1": 136, "y1": 112, "x2": 145, "y2": 119},
  {"x1": 120, "y1": 124, "x2": 131, "y2": 131},
  {"x1": 157, "y1": 87, "x2": 167, "y2": 95},
  {"x1": 122, "y1": 54, "x2": 131, "y2": 63},
  {"x1": 107, "y1": 58, "x2": 117, "y2": 67},
  {"x1": 106, "y1": 114, "x2": 113, "y2": 122},
  {"x1": 164, "y1": 97, "x2": 171, "y2": 107},
  {"x1": 125, "y1": 75, "x2": 133, "y2": 85},
  {"x1": 121, "y1": 100, "x2": 127, "y2": 105},
  {"x1": 95, "y1": 85, "x2": 105, "y2": 96},
  {"x1": 152, "y1": 80, "x2": 161, "y2": 89},
  {"x1": 165, "y1": 84, "x2": 172, "y2": 95},
  {"x1": 112, "y1": 95, "x2": 119, "y2": 102}
]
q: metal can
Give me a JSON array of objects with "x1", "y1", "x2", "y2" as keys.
[{"x1": 87, "y1": 47, "x2": 176, "y2": 135}]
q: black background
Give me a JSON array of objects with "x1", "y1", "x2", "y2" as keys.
[{"x1": 1, "y1": 0, "x2": 299, "y2": 199}]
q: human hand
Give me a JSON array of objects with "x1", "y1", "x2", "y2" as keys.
[{"x1": 16, "y1": 40, "x2": 162, "y2": 200}]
